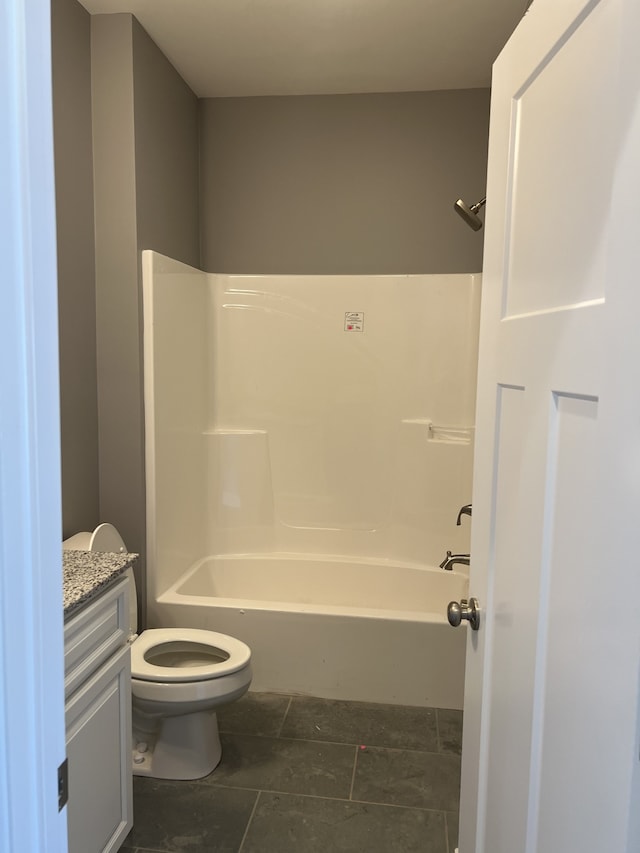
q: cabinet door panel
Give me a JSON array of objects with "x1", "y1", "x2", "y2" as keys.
[{"x1": 66, "y1": 646, "x2": 132, "y2": 853}]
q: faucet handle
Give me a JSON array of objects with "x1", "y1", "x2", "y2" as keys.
[{"x1": 456, "y1": 504, "x2": 472, "y2": 525}]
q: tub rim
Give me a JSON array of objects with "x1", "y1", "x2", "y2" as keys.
[{"x1": 158, "y1": 551, "x2": 469, "y2": 624}]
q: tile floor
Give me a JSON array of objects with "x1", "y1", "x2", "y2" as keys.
[{"x1": 121, "y1": 692, "x2": 462, "y2": 853}]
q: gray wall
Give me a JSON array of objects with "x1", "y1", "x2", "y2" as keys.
[
  {"x1": 132, "y1": 18, "x2": 201, "y2": 266},
  {"x1": 51, "y1": 0, "x2": 100, "y2": 538},
  {"x1": 91, "y1": 12, "x2": 141, "y2": 562},
  {"x1": 199, "y1": 90, "x2": 490, "y2": 274},
  {"x1": 91, "y1": 13, "x2": 199, "y2": 613}
]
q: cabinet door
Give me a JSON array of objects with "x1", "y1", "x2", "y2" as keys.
[{"x1": 66, "y1": 645, "x2": 132, "y2": 853}]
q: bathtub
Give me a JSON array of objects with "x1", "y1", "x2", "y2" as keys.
[{"x1": 151, "y1": 554, "x2": 469, "y2": 709}]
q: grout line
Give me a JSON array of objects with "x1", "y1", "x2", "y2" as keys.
[
  {"x1": 276, "y1": 696, "x2": 293, "y2": 737},
  {"x1": 237, "y1": 790, "x2": 262, "y2": 853},
  {"x1": 209, "y1": 781, "x2": 448, "y2": 813},
  {"x1": 127, "y1": 846, "x2": 162, "y2": 852},
  {"x1": 348, "y1": 744, "x2": 359, "y2": 800},
  {"x1": 221, "y1": 730, "x2": 448, "y2": 755},
  {"x1": 435, "y1": 707, "x2": 442, "y2": 753},
  {"x1": 209, "y1": 782, "x2": 263, "y2": 793},
  {"x1": 133, "y1": 847, "x2": 175, "y2": 853},
  {"x1": 350, "y1": 796, "x2": 448, "y2": 813},
  {"x1": 277, "y1": 736, "x2": 445, "y2": 756},
  {"x1": 444, "y1": 810, "x2": 451, "y2": 853}
]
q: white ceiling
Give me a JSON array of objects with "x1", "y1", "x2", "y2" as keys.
[{"x1": 78, "y1": 0, "x2": 528, "y2": 98}]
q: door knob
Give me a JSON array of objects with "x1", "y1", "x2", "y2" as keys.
[{"x1": 447, "y1": 597, "x2": 480, "y2": 631}]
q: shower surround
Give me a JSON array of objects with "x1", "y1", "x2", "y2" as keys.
[{"x1": 143, "y1": 251, "x2": 480, "y2": 707}]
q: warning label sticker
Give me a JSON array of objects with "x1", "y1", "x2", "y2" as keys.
[{"x1": 344, "y1": 312, "x2": 365, "y2": 332}]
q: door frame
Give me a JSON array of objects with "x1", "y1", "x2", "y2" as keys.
[{"x1": 0, "y1": 0, "x2": 68, "y2": 849}]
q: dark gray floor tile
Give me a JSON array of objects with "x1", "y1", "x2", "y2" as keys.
[
  {"x1": 135, "y1": 849, "x2": 180, "y2": 853},
  {"x1": 217, "y1": 691, "x2": 291, "y2": 737},
  {"x1": 127, "y1": 777, "x2": 257, "y2": 852},
  {"x1": 207, "y1": 733, "x2": 355, "y2": 799},
  {"x1": 438, "y1": 709, "x2": 463, "y2": 755},
  {"x1": 352, "y1": 746, "x2": 461, "y2": 811},
  {"x1": 446, "y1": 811, "x2": 459, "y2": 853},
  {"x1": 241, "y1": 792, "x2": 447, "y2": 853},
  {"x1": 281, "y1": 696, "x2": 439, "y2": 752},
  {"x1": 135, "y1": 849, "x2": 177, "y2": 853},
  {"x1": 135, "y1": 849, "x2": 176, "y2": 853}
]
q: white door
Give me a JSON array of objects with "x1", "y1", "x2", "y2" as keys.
[
  {"x1": 0, "y1": 0, "x2": 68, "y2": 850},
  {"x1": 459, "y1": 1, "x2": 640, "y2": 852}
]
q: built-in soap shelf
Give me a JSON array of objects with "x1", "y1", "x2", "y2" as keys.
[{"x1": 401, "y1": 418, "x2": 474, "y2": 445}]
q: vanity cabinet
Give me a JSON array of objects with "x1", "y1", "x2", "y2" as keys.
[{"x1": 64, "y1": 575, "x2": 133, "y2": 853}]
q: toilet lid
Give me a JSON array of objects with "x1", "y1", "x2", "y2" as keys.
[{"x1": 131, "y1": 628, "x2": 251, "y2": 683}]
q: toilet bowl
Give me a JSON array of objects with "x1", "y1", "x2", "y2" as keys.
[{"x1": 63, "y1": 523, "x2": 252, "y2": 780}]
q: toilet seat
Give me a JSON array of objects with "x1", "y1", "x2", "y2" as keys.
[{"x1": 131, "y1": 628, "x2": 251, "y2": 683}]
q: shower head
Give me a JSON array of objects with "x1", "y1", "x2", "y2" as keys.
[{"x1": 454, "y1": 196, "x2": 486, "y2": 231}]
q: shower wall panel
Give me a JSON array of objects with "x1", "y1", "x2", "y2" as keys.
[
  {"x1": 204, "y1": 429, "x2": 275, "y2": 555},
  {"x1": 142, "y1": 251, "x2": 209, "y2": 597},
  {"x1": 209, "y1": 272, "x2": 480, "y2": 566},
  {"x1": 144, "y1": 251, "x2": 480, "y2": 595}
]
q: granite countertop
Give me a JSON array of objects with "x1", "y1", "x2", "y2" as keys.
[{"x1": 63, "y1": 550, "x2": 138, "y2": 619}]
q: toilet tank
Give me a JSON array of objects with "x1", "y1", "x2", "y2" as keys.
[{"x1": 63, "y1": 523, "x2": 138, "y2": 633}]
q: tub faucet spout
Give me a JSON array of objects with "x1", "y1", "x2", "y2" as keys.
[
  {"x1": 456, "y1": 504, "x2": 472, "y2": 525},
  {"x1": 439, "y1": 551, "x2": 470, "y2": 571}
]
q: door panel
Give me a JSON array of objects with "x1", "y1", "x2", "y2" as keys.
[
  {"x1": 504, "y1": 0, "x2": 620, "y2": 317},
  {"x1": 484, "y1": 385, "x2": 540, "y2": 853},
  {"x1": 536, "y1": 393, "x2": 603, "y2": 851},
  {"x1": 459, "y1": 1, "x2": 640, "y2": 852}
]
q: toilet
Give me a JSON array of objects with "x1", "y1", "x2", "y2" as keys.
[{"x1": 63, "y1": 523, "x2": 252, "y2": 781}]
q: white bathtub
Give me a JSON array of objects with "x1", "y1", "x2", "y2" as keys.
[{"x1": 151, "y1": 554, "x2": 469, "y2": 709}]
